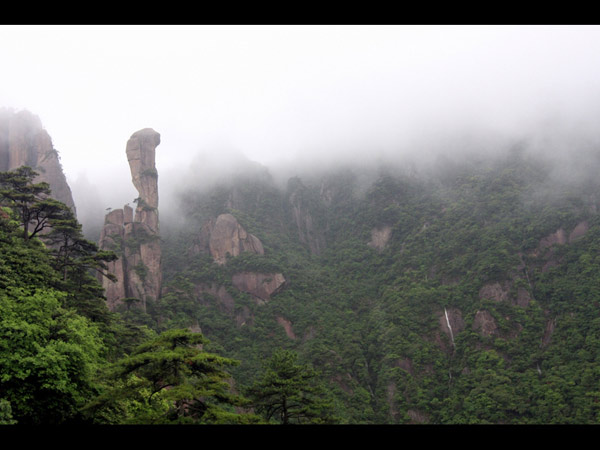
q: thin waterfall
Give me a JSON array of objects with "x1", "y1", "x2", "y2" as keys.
[{"x1": 444, "y1": 308, "x2": 456, "y2": 348}]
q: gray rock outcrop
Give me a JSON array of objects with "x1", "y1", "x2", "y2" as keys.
[
  {"x1": 98, "y1": 129, "x2": 162, "y2": 311},
  {"x1": 191, "y1": 213, "x2": 264, "y2": 264}
]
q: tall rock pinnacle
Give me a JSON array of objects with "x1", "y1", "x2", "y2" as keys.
[
  {"x1": 98, "y1": 128, "x2": 162, "y2": 311},
  {"x1": 126, "y1": 128, "x2": 161, "y2": 231}
]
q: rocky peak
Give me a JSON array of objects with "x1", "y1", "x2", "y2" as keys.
[
  {"x1": 127, "y1": 128, "x2": 161, "y2": 232},
  {"x1": 0, "y1": 108, "x2": 75, "y2": 212},
  {"x1": 98, "y1": 129, "x2": 162, "y2": 311}
]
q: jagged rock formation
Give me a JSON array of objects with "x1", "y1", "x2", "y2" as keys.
[
  {"x1": 191, "y1": 213, "x2": 264, "y2": 265},
  {"x1": 0, "y1": 108, "x2": 75, "y2": 211},
  {"x1": 189, "y1": 213, "x2": 286, "y2": 322},
  {"x1": 98, "y1": 129, "x2": 162, "y2": 311}
]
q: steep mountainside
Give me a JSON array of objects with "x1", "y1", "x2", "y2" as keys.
[
  {"x1": 3, "y1": 107, "x2": 600, "y2": 424},
  {"x1": 152, "y1": 144, "x2": 600, "y2": 424},
  {"x1": 0, "y1": 108, "x2": 75, "y2": 211}
]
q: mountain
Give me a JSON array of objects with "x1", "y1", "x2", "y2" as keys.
[
  {"x1": 3, "y1": 107, "x2": 600, "y2": 424},
  {"x1": 0, "y1": 108, "x2": 75, "y2": 212},
  {"x1": 152, "y1": 142, "x2": 600, "y2": 424}
]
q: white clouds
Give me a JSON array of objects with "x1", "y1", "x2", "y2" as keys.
[{"x1": 2, "y1": 24, "x2": 600, "y2": 215}]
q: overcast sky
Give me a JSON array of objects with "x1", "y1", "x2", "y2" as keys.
[{"x1": 2, "y1": 25, "x2": 600, "y2": 221}]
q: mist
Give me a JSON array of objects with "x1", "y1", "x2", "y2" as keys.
[{"x1": 3, "y1": 25, "x2": 600, "y2": 234}]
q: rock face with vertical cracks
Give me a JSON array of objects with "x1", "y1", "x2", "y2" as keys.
[
  {"x1": 98, "y1": 129, "x2": 162, "y2": 311},
  {"x1": 0, "y1": 108, "x2": 76, "y2": 212},
  {"x1": 191, "y1": 213, "x2": 264, "y2": 265}
]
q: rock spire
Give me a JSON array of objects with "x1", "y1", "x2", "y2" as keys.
[{"x1": 98, "y1": 128, "x2": 162, "y2": 311}]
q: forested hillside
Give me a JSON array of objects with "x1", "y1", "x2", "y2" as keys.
[
  {"x1": 3, "y1": 141, "x2": 600, "y2": 424},
  {"x1": 148, "y1": 144, "x2": 600, "y2": 424},
  {"x1": 0, "y1": 168, "x2": 257, "y2": 424},
  {"x1": 6, "y1": 24, "x2": 600, "y2": 427}
]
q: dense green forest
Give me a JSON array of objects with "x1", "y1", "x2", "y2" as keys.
[{"x1": 3, "y1": 143, "x2": 600, "y2": 424}]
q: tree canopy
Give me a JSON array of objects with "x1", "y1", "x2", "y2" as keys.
[
  {"x1": 0, "y1": 167, "x2": 135, "y2": 424},
  {"x1": 84, "y1": 328, "x2": 259, "y2": 424},
  {"x1": 246, "y1": 349, "x2": 335, "y2": 424},
  {"x1": 0, "y1": 166, "x2": 70, "y2": 241}
]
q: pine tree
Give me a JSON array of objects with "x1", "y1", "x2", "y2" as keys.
[
  {"x1": 0, "y1": 166, "x2": 70, "y2": 240},
  {"x1": 84, "y1": 328, "x2": 259, "y2": 424},
  {"x1": 246, "y1": 349, "x2": 336, "y2": 424}
]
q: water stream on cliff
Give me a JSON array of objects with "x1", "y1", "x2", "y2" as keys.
[{"x1": 444, "y1": 308, "x2": 456, "y2": 349}]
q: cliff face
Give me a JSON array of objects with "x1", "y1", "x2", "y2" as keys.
[
  {"x1": 0, "y1": 108, "x2": 75, "y2": 211},
  {"x1": 155, "y1": 147, "x2": 600, "y2": 424},
  {"x1": 98, "y1": 208, "x2": 129, "y2": 308},
  {"x1": 191, "y1": 213, "x2": 264, "y2": 265},
  {"x1": 189, "y1": 212, "x2": 286, "y2": 322},
  {"x1": 231, "y1": 271, "x2": 286, "y2": 304},
  {"x1": 287, "y1": 177, "x2": 326, "y2": 256},
  {"x1": 99, "y1": 129, "x2": 162, "y2": 311}
]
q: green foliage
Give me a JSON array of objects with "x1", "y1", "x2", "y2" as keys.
[
  {"x1": 6, "y1": 146, "x2": 600, "y2": 425},
  {"x1": 225, "y1": 250, "x2": 281, "y2": 275},
  {"x1": 142, "y1": 167, "x2": 158, "y2": 178},
  {"x1": 0, "y1": 399, "x2": 17, "y2": 425},
  {"x1": 134, "y1": 261, "x2": 149, "y2": 282},
  {"x1": 157, "y1": 149, "x2": 600, "y2": 425},
  {"x1": 0, "y1": 167, "x2": 152, "y2": 424},
  {"x1": 0, "y1": 166, "x2": 71, "y2": 240},
  {"x1": 45, "y1": 207, "x2": 117, "y2": 283},
  {"x1": 124, "y1": 226, "x2": 159, "y2": 249},
  {"x1": 85, "y1": 328, "x2": 258, "y2": 424},
  {"x1": 0, "y1": 287, "x2": 105, "y2": 424},
  {"x1": 245, "y1": 349, "x2": 336, "y2": 424}
]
